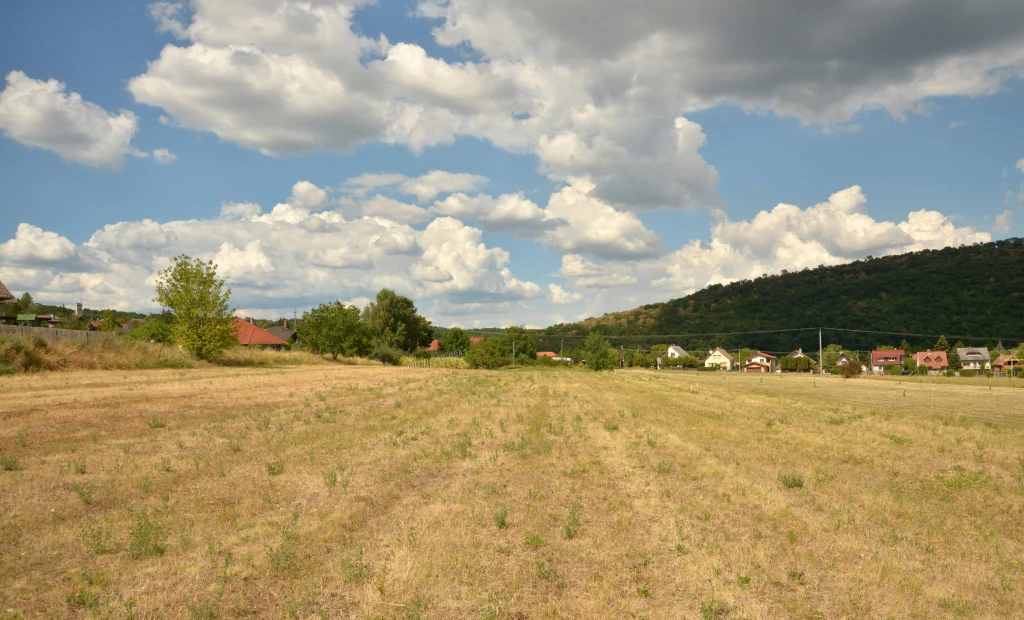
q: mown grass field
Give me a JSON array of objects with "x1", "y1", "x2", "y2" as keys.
[{"x1": 1, "y1": 367, "x2": 1023, "y2": 618}]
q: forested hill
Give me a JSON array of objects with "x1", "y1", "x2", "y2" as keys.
[{"x1": 539, "y1": 238, "x2": 1024, "y2": 354}]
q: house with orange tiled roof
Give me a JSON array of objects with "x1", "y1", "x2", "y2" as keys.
[
  {"x1": 470, "y1": 336, "x2": 485, "y2": 344},
  {"x1": 426, "y1": 339, "x2": 441, "y2": 352},
  {"x1": 913, "y1": 349, "x2": 948, "y2": 374},
  {"x1": 233, "y1": 317, "x2": 289, "y2": 347}
]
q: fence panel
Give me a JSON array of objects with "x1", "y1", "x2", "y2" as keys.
[{"x1": 0, "y1": 324, "x2": 114, "y2": 343}]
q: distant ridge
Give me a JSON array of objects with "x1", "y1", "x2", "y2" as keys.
[{"x1": 539, "y1": 238, "x2": 1024, "y2": 353}]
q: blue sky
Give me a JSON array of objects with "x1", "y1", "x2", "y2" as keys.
[{"x1": 1, "y1": 0, "x2": 1022, "y2": 327}]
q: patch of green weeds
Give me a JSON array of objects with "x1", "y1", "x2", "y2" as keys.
[
  {"x1": 72, "y1": 458, "x2": 87, "y2": 475},
  {"x1": 147, "y1": 417, "x2": 166, "y2": 429},
  {"x1": 603, "y1": 421, "x2": 619, "y2": 432},
  {"x1": 0, "y1": 453, "x2": 21, "y2": 471},
  {"x1": 654, "y1": 459, "x2": 673, "y2": 474},
  {"x1": 82, "y1": 520, "x2": 116, "y2": 555},
  {"x1": 266, "y1": 461, "x2": 285, "y2": 476},
  {"x1": 788, "y1": 569, "x2": 805, "y2": 583},
  {"x1": 72, "y1": 483, "x2": 94, "y2": 505},
  {"x1": 525, "y1": 534, "x2": 546, "y2": 549},
  {"x1": 563, "y1": 504, "x2": 581, "y2": 540},
  {"x1": 778, "y1": 472, "x2": 804, "y2": 489},
  {"x1": 493, "y1": 506, "x2": 508, "y2": 529},
  {"x1": 128, "y1": 512, "x2": 166, "y2": 559},
  {"x1": 341, "y1": 548, "x2": 370, "y2": 583},
  {"x1": 323, "y1": 469, "x2": 337, "y2": 488}
]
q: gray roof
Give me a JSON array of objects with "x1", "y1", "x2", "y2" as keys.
[
  {"x1": 956, "y1": 347, "x2": 990, "y2": 362},
  {"x1": 666, "y1": 345, "x2": 689, "y2": 357},
  {"x1": 267, "y1": 326, "x2": 297, "y2": 342}
]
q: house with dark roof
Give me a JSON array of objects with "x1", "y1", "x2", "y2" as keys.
[
  {"x1": 788, "y1": 348, "x2": 810, "y2": 358},
  {"x1": 267, "y1": 320, "x2": 297, "y2": 345},
  {"x1": 913, "y1": 349, "x2": 948, "y2": 374},
  {"x1": 233, "y1": 318, "x2": 289, "y2": 347},
  {"x1": 956, "y1": 347, "x2": 991, "y2": 371},
  {"x1": 871, "y1": 349, "x2": 905, "y2": 373}
]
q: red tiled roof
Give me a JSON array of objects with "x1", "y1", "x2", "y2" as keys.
[
  {"x1": 994, "y1": 354, "x2": 1021, "y2": 367},
  {"x1": 427, "y1": 339, "x2": 440, "y2": 351},
  {"x1": 0, "y1": 279, "x2": 13, "y2": 302},
  {"x1": 470, "y1": 336, "x2": 485, "y2": 344},
  {"x1": 233, "y1": 318, "x2": 288, "y2": 346},
  {"x1": 913, "y1": 350, "x2": 947, "y2": 370},
  {"x1": 871, "y1": 349, "x2": 905, "y2": 366},
  {"x1": 537, "y1": 351, "x2": 557, "y2": 357}
]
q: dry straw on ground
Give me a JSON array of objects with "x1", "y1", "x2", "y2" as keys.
[{"x1": 1, "y1": 367, "x2": 1022, "y2": 618}]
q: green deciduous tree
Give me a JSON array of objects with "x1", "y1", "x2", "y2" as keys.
[
  {"x1": 361, "y1": 289, "x2": 432, "y2": 353},
  {"x1": 299, "y1": 301, "x2": 366, "y2": 360},
  {"x1": 154, "y1": 255, "x2": 236, "y2": 361},
  {"x1": 500, "y1": 326, "x2": 536, "y2": 360},
  {"x1": 584, "y1": 332, "x2": 617, "y2": 371},
  {"x1": 440, "y1": 327, "x2": 471, "y2": 355},
  {"x1": 465, "y1": 337, "x2": 509, "y2": 369}
]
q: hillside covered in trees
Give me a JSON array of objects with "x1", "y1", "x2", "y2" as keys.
[{"x1": 538, "y1": 238, "x2": 1024, "y2": 354}]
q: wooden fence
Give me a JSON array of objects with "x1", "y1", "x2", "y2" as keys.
[{"x1": 0, "y1": 324, "x2": 114, "y2": 342}]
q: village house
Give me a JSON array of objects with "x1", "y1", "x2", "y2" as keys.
[
  {"x1": 233, "y1": 317, "x2": 289, "y2": 347},
  {"x1": 913, "y1": 349, "x2": 948, "y2": 374},
  {"x1": 871, "y1": 349, "x2": 905, "y2": 373},
  {"x1": 788, "y1": 348, "x2": 810, "y2": 358},
  {"x1": 267, "y1": 320, "x2": 297, "y2": 345},
  {"x1": 426, "y1": 339, "x2": 441, "y2": 351},
  {"x1": 470, "y1": 336, "x2": 485, "y2": 344},
  {"x1": 704, "y1": 348, "x2": 736, "y2": 371},
  {"x1": 537, "y1": 351, "x2": 557, "y2": 358},
  {"x1": 665, "y1": 345, "x2": 688, "y2": 359},
  {"x1": 956, "y1": 347, "x2": 991, "y2": 371},
  {"x1": 744, "y1": 351, "x2": 777, "y2": 373},
  {"x1": 834, "y1": 353, "x2": 853, "y2": 366},
  {"x1": 0, "y1": 279, "x2": 14, "y2": 319},
  {"x1": 993, "y1": 354, "x2": 1022, "y2": 373}
]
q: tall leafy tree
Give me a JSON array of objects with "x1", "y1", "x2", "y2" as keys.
[
  {"x1": 440, "y1": 327, "x2": 471, "y2": 355},
  {"x1": 154, "y1": 255, "x2": 236, "y2": 361},
  {"x1": 500, "y1": 326, "x2": 536, "y2": 360},
  {"x1": 465, "y1": 338, "x2": 508, "y2": 369},
  {"x1": 299, "y1": 301, "x2": 366, "y2": 360},
  {"x1": 584, "y1": 332, "x2": 617, "y2": 371},
  {"x1": 361, "y1": 289, "x2": 432, "y2": 352}
]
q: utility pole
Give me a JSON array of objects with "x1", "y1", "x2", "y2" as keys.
[
  {"x1": 512, "y1": 339, "x2": 516, "y2": 367},
  {"x1": 819, "y1": 328, "x2": 824, "y2": 375},
  {"x1": 560, "y1": 337, "x2": 564, "y2": 359}
]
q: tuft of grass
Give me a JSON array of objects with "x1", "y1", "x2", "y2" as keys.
[
  {"x1": 637, "y1": 585, "x2": 650, "y2": 598},
  {"x1": 493, "y1": 506, "x2": 508, "y2": 529},
  {"x1": 323, "y1": 469, "x2": 337, "y2": 488},
  {"x1": 778, "y1": 472, "x2": 804, "y2": 489},
  {"x1": 266, "y1": 460, "x2": 285, "y2": 476},
  {"x1": 228, "y1": 438, "x2": 241, "y2": 453},
  {"x1": 82, "y1": 520, "x2": 116, "y2": 555},
  {"x1": 267, "y1": 527, "x2": 298, "y2": 573},
  {"x1": 603, "y1": 421, "x2": 619, "y2": 432},
  {"x1": 128, "y1": 512, "x2": 166, "y2": 559},
  {"x1": 72, "y1": 458, "x2": 87, "y2": 475},
  {"x1": 0, "y1": 453, "x2": 21, "y2": 471},
  {"x1": 654, "y1": 459, "x2": 674, "y2": 474},
  {"x1": 66, "y1": 587, "x2": 100, "y2": 610},
  {"x1": 788, "y1": 569, "x2": 805, "y2": 583},
  {"x1": 700, "y1": 597, "x2": 725, "y2": 619},
  {"x1": 72, "y1": 483, "x2": 94, "y2": 505},
  {"x1": 147, "y1": 416, "x2": 166, "y2": 429},
  {"x1": 525, "y1": 534, "x2": 546, "y2": 549},
  {"x1": 341, "y1": 548, "x2": 371, "y2": 583},
  {"x1": 563, "y1": 504, "x2": 582, "y2": 540}
]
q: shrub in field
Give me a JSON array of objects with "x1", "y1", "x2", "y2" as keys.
[
  {"x1": 466, "y1": 338, "x2": 510, "y2": 369},
  {"x1": 369, "y1": 343, "x2": 405, "y2": 366},
  {"x1": 884, "y1": 364, "x2": 902, "y2": 376},
  {"x1": 0, "y1": 452, "x2": 21, "y2": 471},
  {"x1": 584, "y1": 333, "x2": 617, "y2": 371},
  {"x1": 840, "y1": 362, "x2": 863, "y2": 378}
]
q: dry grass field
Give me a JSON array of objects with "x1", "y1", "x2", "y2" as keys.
[{"x1": 1, "y1": 367, "x2": 1023, "y2": 619}]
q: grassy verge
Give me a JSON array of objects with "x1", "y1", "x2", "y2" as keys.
[{"x1": 0, "y1": 335, "x2": 364, "y2": 373}]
